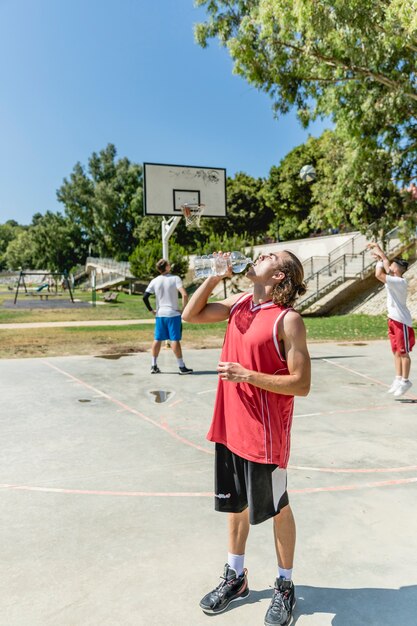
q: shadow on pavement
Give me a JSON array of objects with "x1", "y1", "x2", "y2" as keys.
[
  {"x1": 293, "y1": 584, "x2": 417, "y2": 625},
  {"x1": 211, "y1": 584, "x2": 417, "y2": 624}
]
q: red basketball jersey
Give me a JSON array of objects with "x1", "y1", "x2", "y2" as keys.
[{"x1": 207, "y1": 293, "x2": 295, "y2": 467}]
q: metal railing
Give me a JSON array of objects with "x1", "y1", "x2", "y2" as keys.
[
  {"x1": 85, "y1": 256, "x2": 136, "y2": 289},
  {"x1": 302, "y1": 256, "x2": 330, "y2": 280},
  {"x1": 300, "y1": 231, "x2": 367, "y2": 281},
  {"x1": 298, "y1": 276, "x2": 345, "y2": 312},
  {"x1": 328, "y1": 231, "x2": 367, "y2": 264},
  {"x1": 85, "y1": 257, "x2": 136, "y2": 278},
  {"x1": 298, "y1": 230, "x2": 415, "y2": 312}
]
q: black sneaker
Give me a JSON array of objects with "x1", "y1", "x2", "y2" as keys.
[
  {"x1": 150, "y1": 365, "x2": 161, "y2": 374},
  {"x1": 178, "y1": 365, "x2": 193, "y2": 375},
  {"x1": 199, "y1": 564, "x2": 249, "y2": 614},
  {"x1": 264, "y1": 577, "x2": 296, "y2": 626}
]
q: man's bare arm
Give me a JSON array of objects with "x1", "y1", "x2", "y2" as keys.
[
  {"x1": 178, "y1": 286, "x2": 189, "y2": 310},
  {"x1": 368, "y1": 243, "x2": 389, "y2": 283},
  {"x1": 182, "y1": 276, "x2": 242, "y2": 324},
  {"x1": 217, "y1": 311, "x2": 311, "y2": 397}
]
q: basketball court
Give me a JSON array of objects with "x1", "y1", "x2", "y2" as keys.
[{"x1": 1, "y1": 340, "x2": 417, "y2": 625}]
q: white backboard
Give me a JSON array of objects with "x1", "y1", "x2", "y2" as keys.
[{"x1": 143, "y1": 162, "x2": 227, "y2": 217}]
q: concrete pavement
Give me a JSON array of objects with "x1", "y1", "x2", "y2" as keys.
[{"x1": 1, "y1": 341, "x2": 417, "y2": 625}]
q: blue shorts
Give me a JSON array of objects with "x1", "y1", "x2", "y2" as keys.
[{"x1": 154, "y1": 316, "x2": 182, "y2": 341}]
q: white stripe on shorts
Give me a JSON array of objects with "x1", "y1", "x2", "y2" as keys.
[{"x1": 271, "y1": 467, "x2": 287, "y2": 511}]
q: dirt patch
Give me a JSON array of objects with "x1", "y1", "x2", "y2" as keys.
[{"x1": 0, "y1": 327, "x2": 225, "y2": 359}]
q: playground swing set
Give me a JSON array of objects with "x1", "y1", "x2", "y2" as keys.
[{"x1": 13, "y1": 270, "x2": 74, "y2": 304}]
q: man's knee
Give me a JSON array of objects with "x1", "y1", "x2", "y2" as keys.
[{"x1": 274, "y1": 503, "x2": 292, "y2": 522}]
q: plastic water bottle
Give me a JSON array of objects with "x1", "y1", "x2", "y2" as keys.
[{"x1": 194, "y1": 251, "x2": 253, "y2": 279}]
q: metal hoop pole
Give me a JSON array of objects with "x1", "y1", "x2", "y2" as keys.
[{"x1": 161, "y1": 215, "x2": 181, "y2": 260}]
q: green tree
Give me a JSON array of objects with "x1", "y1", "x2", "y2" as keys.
[
  {"x1": 57, "y1": 144, "x2": 143, "y2": 260},
  {"x1": 2, "y1": 213, "x2": 88, "y2": 272},
  {"x1": 29, "y1": 211, "x2": 89, "y2": 272},
  {"x1": 201, "y1": 172, "x2": 273, "y2": 242},
  {"x1": 264, "y1": 138, "x2": 319, "y2": 240},
  {"x1": 309, "y1": 131, "x2": 405, "y2": 238},
  {"x1": 129, "y1": 240, "x2": 189, "y2": 282},
  {"x1": 195, "y1": 0, "x2": 417, "y2": 229},
  {"x1": 194, "y1": 232, "x2": 254, "y2": 256},
  {"x1": 4, "y1": 229, "x2": 37, "y2": 270},
  {"x1": 0, "y1": 221, "x2": 24, "y2": 270},
  {"x1": 264, "y1": 130, "x2": 406, "y2": 239}
]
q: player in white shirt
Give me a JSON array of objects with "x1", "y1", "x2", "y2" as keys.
[
  {"x1": 143, "y1": 259, "x2": 193, "y2": 375},
  {"x1": 368, "y1": 243, "x2": 415, "y2": 397}
]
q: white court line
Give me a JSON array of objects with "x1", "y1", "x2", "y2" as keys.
[
  {"x1": 322, "y1": 358, "x2": 417, "y2": 399},
  {"x1": 321, "y1": 357, "x2": 387, "y2": 386}
]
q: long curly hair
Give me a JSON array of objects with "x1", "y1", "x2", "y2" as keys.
[{"x1": 271, "y1": 250, "x2": 307, "y2": 307}]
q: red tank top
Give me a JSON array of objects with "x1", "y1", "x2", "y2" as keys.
[{"x1": 207, "y1": 293, "x2": 294, "y2": 467}]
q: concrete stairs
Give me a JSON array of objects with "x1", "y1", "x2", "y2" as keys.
[
  {"x1": 85, "y1": 257, "x2": 136, "y2": 291},
  {"x1": 297, "y1": 228, "x2": 412, "y2": 315}
]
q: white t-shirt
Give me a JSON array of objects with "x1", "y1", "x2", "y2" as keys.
[
  {"x1": 385, "y1": 275, "x2": 413, "y2": 327},
  {"x1": 145, "y1": 273, "x2": 183, "y2": 318}
]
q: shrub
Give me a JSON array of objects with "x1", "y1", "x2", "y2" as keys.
[{"x1": 129, "y1": 240, "x2": 189, "y2": 281}]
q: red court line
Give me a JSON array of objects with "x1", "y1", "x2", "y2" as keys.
[
  {"x1": 288, "y1": 464, "x2": 417, "y2": 474},
  {"x1": 43, "y1": 361, "x2": 213, "y2": 456},
  {"x1": 290, "y1": 476, "x2": 417, "y2": 494},
  {"x1": 1, "y1": 476, "x2": 416, "y2": 497},
  {"x1": 42, "y1": 361, "x2": 414, "y2": 477}
]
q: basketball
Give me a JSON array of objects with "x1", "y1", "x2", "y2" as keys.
[{"x1": 299, "y1": 164, "x2": 316, "y2": 182}]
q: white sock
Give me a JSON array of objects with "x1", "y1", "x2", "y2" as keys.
[
  {"x1": 401, "y1": 378, "x2": 409, "y2": 383},
  {"x1": 151, "y1": 357, "x2": 157, "y2": 366},
  {"x1": 227, "y1": 553, "x2": 245, "y2": 576},
  {"x1": 177, "y1": 358, "x2": 185, "y2": 368},
  {"x1": 278, "y1": 567, "x2": 293, "y2": 580}
]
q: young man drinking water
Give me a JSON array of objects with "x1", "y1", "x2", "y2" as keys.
[{"x1": 182, "y1": 250, "x2": 311, "y2": 625}]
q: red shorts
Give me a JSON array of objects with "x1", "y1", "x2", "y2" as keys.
[{"x1": 388, "y1": 319, "x2": 415, "y2": 354}]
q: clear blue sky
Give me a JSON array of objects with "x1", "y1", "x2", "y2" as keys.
[{"x1": 0, "y1": 0, "x2": 329, "y2": 226}]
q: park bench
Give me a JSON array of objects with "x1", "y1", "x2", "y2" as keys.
[{"x1": 102, "y1": 291, "x2": 119, "y2": 303}]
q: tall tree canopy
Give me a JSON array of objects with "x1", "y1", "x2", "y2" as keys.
[
  {"x1": 195, "y1": 0, "x2": 417, "y2": 193},
  {"x1": 57, "y1": 144, "x2": 143, "y2": 260},
  {"x1": 201, "y1": 172, "x2": 273, "y2": 242},
  {"x1": 264, "y1": 130, "x2": 407, "y2": 239},
  {"x1": 3, "y1": 212, "x2": 87, "y2": 272},
  {"x1": 0, "y1": 221, "x2": 24, "y2": 270}
]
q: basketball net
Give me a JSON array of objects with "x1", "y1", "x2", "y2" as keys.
[{"x1": 181, "y1": 203, "x2": 205, "y2": 228}]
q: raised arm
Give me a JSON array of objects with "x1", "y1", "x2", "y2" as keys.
[
  {"x1": 368, "y1": 242, "x2": 389, "y2": 283},
  {"x1": 182, "y1": 276, "x2": 242, "y2": 324}
]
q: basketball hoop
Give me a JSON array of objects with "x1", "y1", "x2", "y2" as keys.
[{"x1": 181, "y1": 203, "x2": 205, "y2": 228}]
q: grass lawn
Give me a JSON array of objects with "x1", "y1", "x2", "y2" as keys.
[
  {"x1": 0, "y1": 289, "x2": 153, "y2": 323},
  {"x1": 0, "y1": 286, "x2": 398, "y2": 358},
  {"x1": 303, "y1": 314, "x2": 391, "y2": 341}
]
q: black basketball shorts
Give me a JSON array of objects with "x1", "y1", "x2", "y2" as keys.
[{"x1": 214, "y1": 443, "x2": 289, "y2": 525}]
